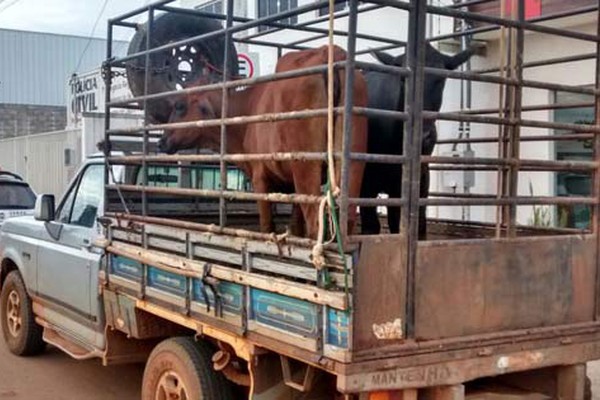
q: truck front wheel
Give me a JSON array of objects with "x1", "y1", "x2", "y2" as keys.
[
  {"x1": 142, "y1": 337, "x2": 235, "y2": 400},
  {"x1": 0, "y1": 270, "x2": 45, "y2": 356}
]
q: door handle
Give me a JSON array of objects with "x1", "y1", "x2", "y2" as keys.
[{"x1": 82, "y1": 239, "x2": 92, "y2": 250}]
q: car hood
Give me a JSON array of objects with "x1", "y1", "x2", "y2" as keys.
[{"x1": 0, "y1": 215, "x2": 41, "y2": 237}]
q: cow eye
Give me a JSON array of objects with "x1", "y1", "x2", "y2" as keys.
[
  {"x1": 174, "y1": 101, "x2": 187, "y2": 116},
  {"x1": 199, "y1": 104, "x2": 212, "y2": 117}
]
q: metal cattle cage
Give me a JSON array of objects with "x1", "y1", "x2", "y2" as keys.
[{"x1": 101, "y1": 0, "x2": 600, "y2": 396}]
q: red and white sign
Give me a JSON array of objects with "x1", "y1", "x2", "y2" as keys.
[{"x1": 238, "y1": 53, "x2": 260, "y2": 78}]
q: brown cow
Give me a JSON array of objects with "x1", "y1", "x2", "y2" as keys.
[{"x1": 158, "y1": 45, "x2": 368, "y2": 239}]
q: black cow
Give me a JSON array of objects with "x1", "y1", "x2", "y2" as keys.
[{"x1": 360, "y1": 43, "x2": 474, "y2": 237}]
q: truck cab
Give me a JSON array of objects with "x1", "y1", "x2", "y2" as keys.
[
  {"x1": 0, "y1": 155, "x2": 255, "y2": 358},
  {"x1": 0, "y1": 157, "x2": 113, "y2": 355}
]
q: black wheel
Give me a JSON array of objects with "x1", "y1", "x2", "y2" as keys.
[
  {"x1": 142, "y1": 337, "x2": 235, "y2": 400},
  {"x1": 0, "y1": 270, "x2": 45, "y2": 356},
  {"x1": 126, "y1": 13, "x2": 239, "y2": 124}
]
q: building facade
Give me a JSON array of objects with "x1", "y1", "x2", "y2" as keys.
[{"x1": 0, "y1": 28, "x2": 127, "y2": 139}]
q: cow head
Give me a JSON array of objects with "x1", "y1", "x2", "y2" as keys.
[
  {"x1": 158, "y1": 91, "x2": 221, "y2": 154},
  {"x1": 371, "y1": 43, "x2": 475, "y2": 113}
]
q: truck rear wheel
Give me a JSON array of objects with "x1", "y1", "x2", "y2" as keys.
[
  {"x1": 0, "y1": 270, "x2": 45, "y2": 356},
  {"x1": 142, "y1": 337, "x2": 235, "y2": 400}
]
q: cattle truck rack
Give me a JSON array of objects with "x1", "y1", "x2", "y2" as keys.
[{"x1": 100, "y1": 0, "x2": 600, "y2": 398}]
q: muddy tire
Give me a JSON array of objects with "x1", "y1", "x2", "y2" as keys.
[
  {"x1": 0, "y1": 270, "x2": 45, "y2": 356},
  {"x1": 142, "y1": 337, "x2": 235, "y2": 400}
]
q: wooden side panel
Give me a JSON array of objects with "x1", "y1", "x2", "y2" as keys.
[
  {"x1": 352, "y1": 240, "x2": 407, "y2": 353},
  {"x1": 415, "y1": 235, "x2": 597, "y2": 339}
]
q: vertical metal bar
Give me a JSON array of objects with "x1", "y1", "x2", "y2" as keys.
[
  {"x1": 142, "y1": 7, "x2": 155, "y2": 217},
  {"x1": 592, "y1": 1, "x2": 600, "y2": 320},
  {"x1": 403, "y1": 0, "x2": 427, "y2": 339},
  {"x1": 507, "y1": 0, "x2": 524, "y2": 236},
  {"x1": 103, "y1": 20, "x2": 113, "y2": 214},
  {"x1": 220, "y1": 0, "x2": 235, "y2": 228},
  {"x1": 340, "y1": 0, "x2": 359, "y2": 238}
]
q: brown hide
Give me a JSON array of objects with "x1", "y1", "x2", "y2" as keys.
[{"x1": 161, "y1": 45, "x2": 368, "y2": 239}]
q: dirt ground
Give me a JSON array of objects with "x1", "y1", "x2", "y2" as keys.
[
  {"x1": 0, "y1": 343, "x2": 142, "y2": 400},
  {"x1": 0, "y1": 344, "x2": 598, "y2": 399}
]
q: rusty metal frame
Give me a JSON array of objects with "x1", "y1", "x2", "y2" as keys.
[{"x1": 104, "y1": 0, "x2": 600, "y2": 368}]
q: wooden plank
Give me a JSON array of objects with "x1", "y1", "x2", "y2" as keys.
[
  {"x1": 415, "y1": 235, "x2": 597, "y2": 339},
  {"x1": 422, "y1": 385, "x2": 465, "y2": 400},
  {"x1": 352, "y1": 240, "x2": 406, "y2": 352},
  {"x1": 337, "y1": 340, "x2": 600, "y2": 393},
  {"x1": 556, "y1": 364, "x2": 586, "y2": 400},
  {"x1": 108, "y1": 242, "x2": 348, "y2": 309},
  {"x1": 147, "y1": 236, "x2": 186, "y2": 254}
]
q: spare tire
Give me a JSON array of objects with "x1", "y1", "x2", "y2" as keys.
[{"x1": 126, "y1": 13, "x2": 239, "y2": 123}]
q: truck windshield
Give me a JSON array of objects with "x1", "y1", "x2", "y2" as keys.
[{"x1": 0, "y1": 183, "x2": 36, "y2": 209}]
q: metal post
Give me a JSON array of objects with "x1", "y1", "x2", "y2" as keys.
[
  {"x1": 219, "y1": 0, "x2": 235, "y2": 228},
  {"x1": 507, "y1": 0, "x2": 524, "y2": 236},
  {"x1": 142, "y1": 7, "x2": 155, "y2": 217},
  {"x1": 340, "y1": 0, "x2": 359, "y2": 239},
  {"x1": 103, "y1": 20, "x2": 113, "y2": 214},
  {"x1": 593, "y1": 0, "x2": 600, "y2": 320},
  {"x1": 403, "y1": 0, "x2": 427, "y2": 339}
]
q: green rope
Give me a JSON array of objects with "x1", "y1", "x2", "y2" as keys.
[{"x1": 322, "y1": 178, "x2": 351, "y2": 310}]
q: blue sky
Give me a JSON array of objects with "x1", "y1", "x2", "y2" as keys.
[{"x1": 0, "y1": 0, "x2": 169, "y2": 40}]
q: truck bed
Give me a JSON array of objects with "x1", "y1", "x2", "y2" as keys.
[{"x1": 101, "y1": 213, "x2": 600, "y2": 393}]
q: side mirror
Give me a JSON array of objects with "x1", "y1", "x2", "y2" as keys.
[{"x1": 34, "y1": 195, "x2": 55, "y2": 222}]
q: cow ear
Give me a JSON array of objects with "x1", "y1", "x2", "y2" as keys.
[
  {"x1": 371, "y1": 50, "x2": 397, "y2": 66},
  {"x1": 444, "y1": 47, "x2": 475, "y2": 70}
]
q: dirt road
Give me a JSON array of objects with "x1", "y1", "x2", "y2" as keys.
[
  {"x1": 0, "y1": 344, "x2": 599, "y2": 399},
  {"x1": 0, "y1": 344, "x2": 142, "y2": 400}
]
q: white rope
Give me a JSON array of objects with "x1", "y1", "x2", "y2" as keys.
[{"x1": 312, "y1": 0, "x2": 339, "y2": 270}]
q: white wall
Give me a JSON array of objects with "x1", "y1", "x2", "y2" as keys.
[
  {"x1": 0, "y1": 129, "x2": 79, "y2": 197},
  {"x1": 435, "y1": 21, "x2": 597, "y2": 225}
]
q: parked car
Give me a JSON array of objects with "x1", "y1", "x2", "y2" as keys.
[{"x1": 0, "y1": 172, "x2": 36, "y2": 227}]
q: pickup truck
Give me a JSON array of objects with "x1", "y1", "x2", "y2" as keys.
[
  {"x1": 0, "y1": 154, "x2": 259, "y2": 357},
  {"x1": 2, "y1": 2, "x2": 600, "y2": 399}
]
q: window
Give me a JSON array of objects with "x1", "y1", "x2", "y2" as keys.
[
  {"x1": 0, "y1": 183, "x2": 35, "y2": 210},
  {"x1": 196, "y1": 0, "x2": 223, "y2": 15},
  {"x1": 63, "y1": 165, "x2": 104, "y2": 228},
  {"x1": 136, "y1": 166, "x2": 180, "y2": 188},
  {"x1": 258, "y1": 0, "x2": 298, "y2": 32},
  {"x1": 193, "y1": 166, "x2": 250, "y2": 191},
  {"x1": 318, "y1": 0, "x2": 348, "y2": 16},
  {"x1": 554, "y1": 91, "x2": 593, "y2": 229}
]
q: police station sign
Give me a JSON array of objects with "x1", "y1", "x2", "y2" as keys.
[{"x1": 66, "y1": 69, "x2": 133, "y2": 128}]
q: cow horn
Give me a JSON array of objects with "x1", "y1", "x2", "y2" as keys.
[
  {"x1": 370, "y1": 50, "x2": 397, "y2": 66},
  {"x1": 444, "y1": 46, "x2": 476, "y2": 70}
]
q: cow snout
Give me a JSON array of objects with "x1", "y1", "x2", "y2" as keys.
[{"x1": 158, "y1": 133, "x2": 175, "y2": 154}]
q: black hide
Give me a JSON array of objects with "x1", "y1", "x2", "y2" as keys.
[{"x1": 360, "y1": 44, "x2": 474, "y2": 237}]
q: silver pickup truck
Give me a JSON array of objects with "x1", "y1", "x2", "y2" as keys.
[{"x1": 0, "y1": 155, "x2": 256, "y2": 357}]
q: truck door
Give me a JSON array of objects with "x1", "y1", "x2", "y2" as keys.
[{"x1": 36, "y1": 164, "x2": 104, "y2": 323}]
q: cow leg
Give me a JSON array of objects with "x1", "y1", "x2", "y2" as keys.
[
  {"x1": 292, "y1": 164, "x2": 322, "y2": 239},
  {"x1": 290, "y1": 204, "x2": 305, "y2": 237},
  {"x1": 252, "y1": 174, "x2": 275, "y2": 234},
  {"x1": 359, "y1": 163, "x2": 381, "y2": 235}
]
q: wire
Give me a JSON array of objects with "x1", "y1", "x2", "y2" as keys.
[
  {"x1": 0, "y1": 0, "x2": 22, "y2": 14},
  {"x1": 73, "y1": 0, "x2": 110, "y2": 74}
]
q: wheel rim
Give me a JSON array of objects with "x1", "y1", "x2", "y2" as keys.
[
  {"x1": 6, "y1": 289, "x2": 22, "y2": 338},
  {"x1": 155, "y1": 371, "x2": 189, "y2": 400}
]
